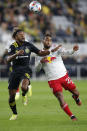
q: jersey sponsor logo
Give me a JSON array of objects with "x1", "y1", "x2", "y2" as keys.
[
  {"x1": 65, "y1": 77, "x2": 73, "y2": 84},
  {"x1": 15, "y1": 50, "x2": 18, "y2": 53},
  {"x1": 16, "y1": 56, "x2": 29, "y2": 59},
  {"x1": 25, "y1": 48, "x2": 30, "y2": 53},
  {"x1": 45, "y1": 57, "x2": 56, "y2": 63}
]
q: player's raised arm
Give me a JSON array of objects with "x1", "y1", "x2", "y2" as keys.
[
  {"x1": 51, "y1": 45, "x2": 62, "y2": 52},
  {"x1": 29, "y1": 42, "x2": 50, "y2": 56},
  {"x1": 52, "y1": 44, "x2": 79, "y2": 56},
  {"x1": 38, "y1": 50, "x2": 50, "y2": 56}
]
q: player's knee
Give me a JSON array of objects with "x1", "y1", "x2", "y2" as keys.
[
  {"x1": 76, "y1": 92, "x2": 79, "y2": 97},
  {"x1": 22, "y1": 86, "x2": 28, "y2": 93},
  {"x1": 54, "y1": 91, "x2": 62, "y2": 97},
  {"x1": 22, "y1": 84, "x2": 27, "y2": 89},
  {"x1": 22, "y1": 80, "x2": 29, "y2": 89},
  {"x1": 57, "y1": 92, "x2": 63, "y2": 98},
  {"x1": 55, "y1": 92, "x2": 65, "y2": 106},
  {"x1": 22, "y1": 81, "x2": 28, "y2": 90}
]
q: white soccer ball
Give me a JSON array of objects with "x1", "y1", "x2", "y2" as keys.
[{"x1": 29, "y1": 1, "x2": 41, "y2": 13}]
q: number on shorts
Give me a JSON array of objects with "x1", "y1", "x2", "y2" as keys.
[{"x1": 65, "y1": 77, "x2": 73, "y2": 84}]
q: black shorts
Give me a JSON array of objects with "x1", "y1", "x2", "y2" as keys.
[{"x1": 8, "y1": 70, "x2": 31, "y2": 90}]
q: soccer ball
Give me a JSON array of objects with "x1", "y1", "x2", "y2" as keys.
[{"x1": 29, "y1": 1, "x2": 41, "y2": 13}]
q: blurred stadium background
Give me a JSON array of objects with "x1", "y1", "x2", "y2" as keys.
[
  {"x1": 0, "y1": 1, "x2": 87, "y2": 131},
  {"x1": 0, "y1": 0, "x2": 87, "y2": 80}
]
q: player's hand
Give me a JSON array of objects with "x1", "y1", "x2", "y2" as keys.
[
  {"x1": 51, "y1": 45, "x2": 62, "y2": 52},
  {"x1": 73, "y1": 45, "x2": 79, "y2": 51},
  {"x1": 40, "y1": 57, "x2": 47, "y2": 63},
  {"x1": 16, "y1": 50, "x2": 24, "y2": 56}
]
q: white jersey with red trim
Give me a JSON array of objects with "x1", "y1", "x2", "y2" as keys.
[{"x1": 36, "y1": 47, "x2": 75, "y2": 81}]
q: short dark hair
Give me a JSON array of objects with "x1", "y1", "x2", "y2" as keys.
[
  {"x1": 45, "y1": 33, "x2": 52, "y2": 37},
  {"x1": 12, "y1": 29, "x2": 23, "y2": 38}
]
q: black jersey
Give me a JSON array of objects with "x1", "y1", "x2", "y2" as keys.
[{"x1": 8, "y1": 41, "x2": 40, "y2": 71}]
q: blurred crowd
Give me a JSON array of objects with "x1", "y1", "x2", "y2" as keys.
[
  {"x1": 0, "y1": 0, "x2": 87, "y2": 78},
  {"x1": 0, "y1": 0, "x2": 87, "y2": 43},
  {"x1": 0, "y1": 53, "x2": 87, "y2": 78}
]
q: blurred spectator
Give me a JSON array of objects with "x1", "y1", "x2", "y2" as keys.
[
  {"x1": 0, "y1": 22, "x2": 12, "y2": 44},
  {"x1": 73, "y1": 28, "x2": 85, "y2": 43},
  {"x1": 0, "y1": 0, "x2": 87, "y2": 44},
  {"x1": 0, "y1": 0, "x2": 87, "y2": 78},
  {"x1": 56, "y1": 25, "x2": 66, "y2": 37}
]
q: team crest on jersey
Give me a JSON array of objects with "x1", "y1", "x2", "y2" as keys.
[
  {"x1": 15, "y1": 50, "x2": 18, "y2": 53},
  {"x1": 45, "y1": 57, "x2": 56, "y2": 63},
  {"x1": 25, "y1": 48, "x2": 30, "y2": 53}
]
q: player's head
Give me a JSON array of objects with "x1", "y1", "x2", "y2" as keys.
[
  {"x1": 12, "y1": 29, "x2": 25, "y2": 43},
  {"x1": 43, "y1": 34, "x2": 52, "y2": 49}
]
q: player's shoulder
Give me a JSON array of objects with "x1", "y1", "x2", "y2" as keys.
[
  {"x1": 24, "y1": 41, "x2": 32, "y2": 46},
  {"x1": 24, "y1": 41, "x2": 35, "y2": 49},
  {"x1": 11, "y1": 42, "x2": 18, "y2": 48}
]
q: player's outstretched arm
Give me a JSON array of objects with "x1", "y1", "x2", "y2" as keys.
[
  {"x1": 51, "y1": 44, "x2": 79, "y2": 54},
  {"x1": 38, "y1": 50, "x2": 50, "y2": 56},
  {"x1": 30, "y1": 43, "x2": 50, "y2": 56},
  {"x1": 51, "y1": 45, "x2": 62, "y2": 52},
  {"x1": 52, "y1": 44, "x2": 79, "y2": 56},
  {"x1": 7, "y1": 50, "x2": 24, "y2": 62},
  {"x1": 65, "y1": 44, "x2": 79, "y2": 55}
]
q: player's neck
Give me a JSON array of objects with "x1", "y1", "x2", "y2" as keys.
[{"x1": 16, "y1": 41, "x2": 24, "y2": 46}]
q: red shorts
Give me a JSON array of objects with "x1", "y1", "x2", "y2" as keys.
[{"x1": 48, "y1": 74, "x2": 76, "y2": 94}]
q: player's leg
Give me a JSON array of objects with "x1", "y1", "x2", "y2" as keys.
[
  {"x1": 48, "y1": 80, "x2": 77, "y2": 121},
  {"x1": 54, "y1": 91, "x2": 77, "y2": 121},
  {"x1": 21, "y1": 78, "x2": 29, "y2": 96},
  {"x1": 21, "y1": 78, "x2": 30, "y2": 105},
  {"x1": 9, "y1": 89, "x2": 18, "y2": 120},
  {"x1": 63, "y1": 74, "x2": 81, "y2": 106},
  {"x1": 8, "y1": 72, "x2": 21, "y2": 120},
  {"x1": 69, "y1": 88, "x2": 82, "y2": 106},
  {"x1": 27, "y1": 68, "x2": 32, "y2": 97},
  {"x1": 28, "y1": 81, "x2": 32, "y2": 97},
  {"x1": 15, "y1": 87, "x2": 20, "y2": 100}
]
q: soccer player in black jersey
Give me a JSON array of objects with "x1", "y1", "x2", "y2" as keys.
[{"x1": 7, "y1": 29, "x2": 51, "y2": 120}]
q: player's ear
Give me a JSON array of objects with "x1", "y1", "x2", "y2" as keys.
[
  {"x1": 15, "y1": 35, "x2": 18, "y2": 40},
  {"x1": 12, "y1": 36, "x2": 15, "y2": 40}
]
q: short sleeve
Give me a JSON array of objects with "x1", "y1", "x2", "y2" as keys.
[
  {"x1": 30, "y1": 44, "x2": 40, "y2": 54},
  {"x1": 8, "y1": 45, "x2": 15, "y2": 55}
]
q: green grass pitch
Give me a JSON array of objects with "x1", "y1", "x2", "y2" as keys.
[{"x1": 0, "y1": 80, "x2": 87, "y2": 131}]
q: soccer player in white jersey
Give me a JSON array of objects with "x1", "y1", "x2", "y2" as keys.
[{"x1": 36, "y1": 34, "x2": 82, "y2": 121}]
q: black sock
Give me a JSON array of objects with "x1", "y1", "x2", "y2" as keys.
[
  {"x1": 9, "y1": 99, "x2": 17, "y2": 114},
  {"x1": 22, "y1": 87, "x2": 28, "y2": 96}
]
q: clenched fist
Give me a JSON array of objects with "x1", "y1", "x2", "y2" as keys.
[
  {"x1": 16, "y1": 50, "x2": 24, "y2": 56},
  {"x1": 73, "y1": 45, "x2": 79, "y2": 51}
]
